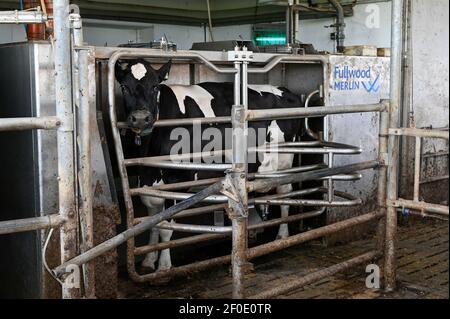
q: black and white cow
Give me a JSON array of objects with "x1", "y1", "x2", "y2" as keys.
[{"x1": 115, "y1": 59, "x2": 304, "y2": 272}]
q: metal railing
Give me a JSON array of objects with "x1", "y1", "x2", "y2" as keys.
[
  {"x1": 389, "y1": 127, "x2": 449, "y2": 219},
  {"x1": 0, "y1": 1, "x2": 93, "y2": 299},
  {"x1": 2, "y1": 0, "x2": 445, "y2": 300}
]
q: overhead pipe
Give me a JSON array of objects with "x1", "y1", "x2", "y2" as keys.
[
  {"x1": 0, "y1": 10, "x2": 48, "y2": 24},
  {"x1": 328, "y1": 0, "x2": 345, "y2": 53}
]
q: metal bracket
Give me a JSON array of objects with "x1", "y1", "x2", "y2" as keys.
[
  {"x1": 222, "y1": 171, "x2": 248, "y2": 218},
  {"x1": 227, "y1": 46, "x2": 254, "y2": 62}
]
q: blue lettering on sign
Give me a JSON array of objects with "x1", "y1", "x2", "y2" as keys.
[{"x1": 333, "y1": 65, "x2": 380, "y2": 93}]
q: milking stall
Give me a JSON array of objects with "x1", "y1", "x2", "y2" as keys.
[{"x1": 0, "y1": 0, "x2": 448, "y2": 302}]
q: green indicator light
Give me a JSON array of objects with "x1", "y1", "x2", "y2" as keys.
[{"x1": 255, "y1": 37, "x2": 286, "y2": 42}]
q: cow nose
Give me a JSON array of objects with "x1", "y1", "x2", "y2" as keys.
[{"x1": 127, "y1": 110, "x2": 152, "y2": 128}]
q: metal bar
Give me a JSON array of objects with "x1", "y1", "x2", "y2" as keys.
[
  {"x1": 384, "y1": 0, "x2": 404, "y2": 292},
  {"x1": 126, "y1": 160, "x2": 231, "y2": 171},
  {"x1": 304, "y1": 90, "x2": 321, "y2": 140},
  {"x1": 156, "y1": 207, "x2": 327, "y2": 235},
  {"x1": 52, "y1": 180, "x2": 224, "y2": 278},
  {"x1": 131, "y1": 210, "x2": 382, "y2": 282},
  {"x1": 124, "y1": 142, "x2": 360, "y2": 167},
  {"x1": 253, "y1": 146, "x2": 360, "y2": 155},
  {"x1": 229, "y1": 55, "x2": 249, "y2": 299},
  {"x1": 0, "y1": 116, "x2": 60, "y2": 131},
  {"x1": 117, "y1": 116, "x2": 231, "y2": 129},
  {"x1": 376, "y1": 107, "x2": 389, "y2": 253},
  {"x1": 142, "y1": 177, "x2": 222, "y2": 191},
  {"x1": 0, "y1": 10, "x2": 48, "y2": 24},
  {"x1": 329, "y1": 0, "x2": 346, "y2": 53},
  {"x1": 158, "y1": 221, "x2": 231, "y2": 233},
  {"x1": 134, "y1": 209, "x2": 326, "y2": 256},
  {"x1": 420, "y1": 175, "x2": 449, "y2": 184},
  {"x1": 248, "y1": 210, "x2": 383, "y2": 259},
  {"x1": 255, "y1": 197, "x2": 361, "y2": 207},
  {"x1": 405, "y1": 210, "x2": 449, "y2": 221},
  {"x1": 413, "y1": 137, "x2": 421, "y2": 201},
  {"x1": 249, "y1": 160, "x2": 379, "y2": 193},
  {"x1": 54, "y1": 0, "x2": 79, "y2": 299},
  {"x1": 248, "y1": 55, "x2": 327, "y2": 74},
  {"x1": 231, "y1": 217, "x2": 247, "y2": 298},
  {"x1": 108, "y1": 50, "x2": 237, "y2": 75},
  {"x1": 246, "y1": 102, "x2": 386, "y2": 121},
  {"x1": 327, "y1": 152, "x2": 334, "y2": 202},
  {"x1": 293, "y1": 0, "x2": 299, "y2": 43},
  {"x1": 0, "y1": 214, "x2": 64, "y2": 235},
  {"x1": 132, "y1": 186, "x2": 359, "y2": 207},
  {"x1": 250, "y1": 251, "x2": 381, "y2": 299},
  {"x1": 422, "y1": 151, "x2": 449, "y2": 159},
  {"x1": 389, "y1": 128, "x2": 449, "y2": 140},
  {"x1": 134, "y1": 204, "x2": 226, "y2": 223},
  {"x1": 134, "y1": 187, "x2": 326, "y2": 225},
  {"x1": 130, "y1": 188, "x2": 228, "y2": 202},
  {"x1": 118, "y1": 103, "x2": 385, "y2": 129},
  {"x1": 391, "y1": 199, "x2": 449, "y2": 216},
  {"x1": 77, "y1": 48, "x2": 96, "y2": 299}
]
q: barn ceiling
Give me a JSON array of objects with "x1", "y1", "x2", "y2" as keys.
[{"x1": 0, "y1": 0, "x2": 368, "y2": 26}]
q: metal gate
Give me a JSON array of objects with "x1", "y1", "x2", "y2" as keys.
[{"x1": 0, "y1": 0, "x2": 448, "y2": 299}]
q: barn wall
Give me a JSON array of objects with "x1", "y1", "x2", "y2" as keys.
[
  {"x1": 401, "y1": 0, "x2": 449, "y2": 203},
  {"x1": 299, "y1": 1, "x2": 392, "y2": 52}
]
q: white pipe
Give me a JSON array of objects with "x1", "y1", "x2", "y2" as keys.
[{"x1": 0, "y1": 10, "x2": 48, "y2": 24}]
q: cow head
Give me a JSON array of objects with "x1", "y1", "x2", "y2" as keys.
[{"x1": 115, "y1": 59, "x2": 172, "y2": 139}]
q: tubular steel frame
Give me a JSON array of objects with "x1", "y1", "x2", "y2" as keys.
[
  {"x1": 1, "y1": 0, "x2": 448, "y2": 299},
  {"x1": 104, "y1": 47, "x2": 379, "y2": 297}
]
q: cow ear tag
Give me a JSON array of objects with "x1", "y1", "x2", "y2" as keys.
[{"x1": 135, "y1": 134, "x2": 142, "y2": 146}]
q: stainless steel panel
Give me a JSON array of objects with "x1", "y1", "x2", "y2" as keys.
[{"x1": 326, "y1": 55, "x2": 390, "y2": 230}]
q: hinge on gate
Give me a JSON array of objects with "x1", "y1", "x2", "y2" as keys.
[{"x1": 221, "y1": 172, "x2": 248, "y2": 218}]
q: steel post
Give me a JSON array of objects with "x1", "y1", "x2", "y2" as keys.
[
  {"x1": 228, "y1": 57, "x2": 249, "y2": 299},
  {"x1": 384, "y1": 0, "x2": 404, "y2": 292},
  {"x1": 54, "y1": 0, "x2": 80, "y2": 299},
  {"x1": 376, "y1": 104, "x2": 389, "y2": 253}
]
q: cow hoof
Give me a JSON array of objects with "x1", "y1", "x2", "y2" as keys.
[
  {"x1": 157, "y1": 264, "x2": 172, "y2": 272},
  {"x1": 140, "y1": 264, "x2": 156, "y2": 274}
]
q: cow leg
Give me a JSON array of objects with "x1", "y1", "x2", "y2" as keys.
[
  {"x1": 140, "y1": 193, "x2": 165, "y2": 271},
  {"x1": 276, "y1": 183, "x2": 292, "y2": 239},
  {"x1": 158, "y1": 219, "x2": 174, "y2": 271},
  {"x1": 141, "y1": 225, "x2": 159, "y2": 271}
]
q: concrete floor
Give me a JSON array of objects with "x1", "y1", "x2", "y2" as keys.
[{"x1": 119, "y1": 219, "x2": 449, "y2": 299}]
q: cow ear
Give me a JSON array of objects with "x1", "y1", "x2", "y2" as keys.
[
  {"x1": 115, "y1": 60, "x2": 129, "y2": 83},
  {"x1": 157, "y1": 60, "x2": 172, "y2": 82}
]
